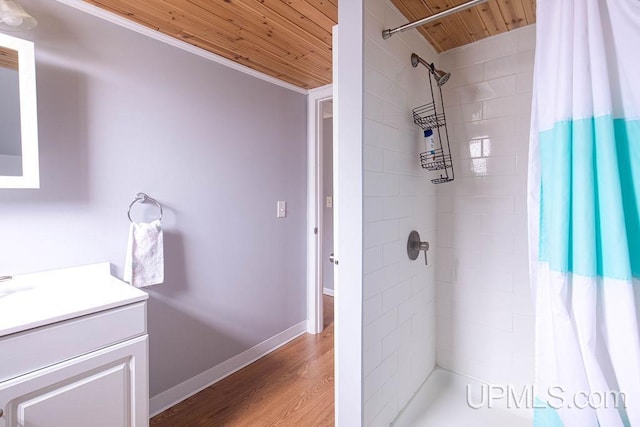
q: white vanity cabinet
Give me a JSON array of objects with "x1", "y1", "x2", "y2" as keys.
[{"x1": 0, "y1": 264, "x2": 149, "y2": 427}]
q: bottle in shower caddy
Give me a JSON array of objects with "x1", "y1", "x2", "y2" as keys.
[{"x1": 424, "y1": 128, "x2": 436, "y2": 161}]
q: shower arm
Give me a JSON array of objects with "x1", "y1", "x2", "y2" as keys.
[
  {"x1": 382, "y1": 0, "x2": 488, "y2": 40},
  {"x1": 411, "y1": 53, "x2": 434, "y2": 72}
]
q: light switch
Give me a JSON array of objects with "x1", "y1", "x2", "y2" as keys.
[
  {"x1": 326, "y1": 196, "x2": 333, "y2": 208},
  {"x1": 277, "y1": 200, "x2": 287, "y2": 218}
]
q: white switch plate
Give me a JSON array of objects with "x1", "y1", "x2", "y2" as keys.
[
  {"x1": 326, "y1": 196, "x2": 333, "y2": 208},
  {"x1": 277, "y1": 201, "x2": 287, "y2": 218}
]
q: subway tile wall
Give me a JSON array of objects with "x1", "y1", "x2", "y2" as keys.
[
  {"x1": 363, "y1": 1, "x2": 439, "y2": 425},
  {"x1": 435, "y1": 25, "x2": 536, "y2": 388}
]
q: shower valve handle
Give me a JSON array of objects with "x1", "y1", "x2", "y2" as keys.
[
  {"x1": 420, "y1": 241, "x2": 429, "y2": 265},
  {"x1": 407, "y1": 230, "x2": 430, "y2": 266}
]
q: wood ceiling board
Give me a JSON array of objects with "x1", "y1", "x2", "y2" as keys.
[
  {"x1": 521, "y1": 0, "x2": 536, "y2": 24},
  {"x1": 84, "y1": 0, "x2": 166, "y2": 31},
  {"x1": 305, "y1": 0, "x2": 338, "y2": 23},
  {"x1": 496, "y1": 0, "x2": 528, "y2": 30},
  {"x1": 437, "y1": 15, "x2": 475, "y2": 46},
  {"x1": 476, "y1": 1, "x2": 509, "y2": 35},
  {"x1": 0, "y1": 47, "x2": 18, "y2": 70},
  {"x1": 240, "y1": 0, "x2": 333, "y2": 48},
  {"x1": 391, "y1": 0, "x2": 447, "y2": 52},
  {"x1": 211, "y1": 0, "x2": 334, "y2": 82},
  {"x1": 422, "y1": 0, "x2": 479, "y2": 45},
  {"x1": 283, "y1": 0, "x2": 337, "y2": 31},
  {"x1": 85, "y1": 0, "x2": 334, "y2": 89},
  {"x1": 158, "y1": 0, "x2": 332, "y2": 77},
  {"x1": 391, "y1": 0, "x2": 535, "y2": 52},
  {"x1": 88, "y1": 0, "x2": 304, "y2": 68},
  {"x1": 179, "y1": 30, "x2": 322, "y2": 88},
  {"x1": 85, "y1": 0, "x2": 535, "y2": 89},
  {"x1": 414, "y1": 25, "x2": 445, "y2": 53},
  {"x1": 153, "y1": 2, "x2": 328, "y2": 87},
  {"x1": 392, "y1": 0, "x2": 481, "y2": 51},
  {"x1": 415, "y1": 0, "x2": 471, "y2": 49},
  {"x1": 459, "y1": 6, "x2": 490, "y2": 39},
  {"x1": 192, "y1": 0, "x2": 332, "y2": 62},
  {"x1": 176, "y1": 27, "x2": 329, "y2": 88},
  {"x1": 220, "y1": 2, "x2": 333, "y2": 85}
]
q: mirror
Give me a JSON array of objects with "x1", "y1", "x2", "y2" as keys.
[{"x1": 0, "y1": 32, "x2": 38, "y2": 188}]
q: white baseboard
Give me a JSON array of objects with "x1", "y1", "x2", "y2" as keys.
[
  {"x1": 149, "y1": 320, "x2": 307, "y2": 417},
  {"x1": 323, "y1": 287, "x2": 334, "y2": 297}
]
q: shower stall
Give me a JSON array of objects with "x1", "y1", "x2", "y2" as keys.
[
  {"x1": 355, "y1": 1, "x2": 536, "y2": 426},
  {"x1": 335, "y1": 0, "x2": 639, "y2": 425}
]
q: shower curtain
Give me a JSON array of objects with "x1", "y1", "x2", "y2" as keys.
[{"x1": 528, "y1": 1, "x2": 640, "y2": 426}]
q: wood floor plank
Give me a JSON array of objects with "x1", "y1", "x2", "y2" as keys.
[{"x1": 151, "y1": 295, "x2": 335, "y2": 427}]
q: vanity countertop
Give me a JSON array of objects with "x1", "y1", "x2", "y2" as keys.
[{"x1": 0, "y1": 263, "x2": 148, "y2": 338}]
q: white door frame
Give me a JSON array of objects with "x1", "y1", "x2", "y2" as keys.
[
  {"x1": 307, "y1": 18, "x2": 364, "y2": 426},
  {"x1": 306, "y1": 84, "x2": 333, "y2": 335},
  {"x1": 333, "y1": 19, "x2": 363, "y2": 426}
]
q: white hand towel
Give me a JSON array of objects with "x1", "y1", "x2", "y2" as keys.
[{"x1": 124, "y1": 219, "x2": 164, "y2": 288}]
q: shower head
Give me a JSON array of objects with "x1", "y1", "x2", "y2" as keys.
[
  {"x1": 432, "y1": 67, "x2": 451, "y2": 87},
  {"x1": 410, "y1": 53, "x2": 452, "y2": 87}
]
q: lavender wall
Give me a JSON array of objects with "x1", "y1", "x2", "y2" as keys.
[{"x1": 0, "y1": 0, "x2": 307, "y2": 399}]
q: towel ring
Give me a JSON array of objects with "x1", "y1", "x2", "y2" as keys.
[{"x1": 128, "y1": 192, "x2": 163, "y2": 223}]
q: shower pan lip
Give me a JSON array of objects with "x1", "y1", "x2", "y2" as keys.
[{"x1": 391, "y1": 367, "x2": 533, "y2": 427}]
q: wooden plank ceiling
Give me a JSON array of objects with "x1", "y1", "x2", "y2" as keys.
[
  {"x1": 391, "y1": 0, "x2": 536, "y2": 52},
  {"x1": 84, "y1": 0, "x2": 534, "y2": 90},
  {"x1": 84, "y1": 0, "x2": 337, "y2": 89}
]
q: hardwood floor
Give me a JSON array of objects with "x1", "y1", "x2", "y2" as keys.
[{"x1": 151, "y1": 295, "x2": 335, "y2": 427}]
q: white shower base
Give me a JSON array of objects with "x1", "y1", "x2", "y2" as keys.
[{"x1": 392, "y1": 368, "x2": 533, "y2": 427}]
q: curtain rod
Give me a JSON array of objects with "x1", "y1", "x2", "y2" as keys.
[{"x1": 382, "y1": 0, "x2": 489, "y2": 40}]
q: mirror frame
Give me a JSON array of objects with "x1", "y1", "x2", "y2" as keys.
[{"x1": 0, "y1": 32, "x2": 38, "y2": 189}]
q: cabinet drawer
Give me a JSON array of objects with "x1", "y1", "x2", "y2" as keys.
[{"x1": 0, "y1": 302, "x2": 146, "y2": 382}]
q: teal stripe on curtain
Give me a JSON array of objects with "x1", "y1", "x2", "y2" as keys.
[
  {"x1": 538, "y1": 116, "x2": 640, "y2": 280},
  {"x1": 534, "y1": 398, "x2": 564, "y2": 427}
]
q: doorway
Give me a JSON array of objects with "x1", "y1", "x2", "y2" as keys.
[
  {"x1": 320, "y1": 99, "x2": 334, "y2": 304},
  {"x1": 306, "y1": 86, "x2": 333, "y2": 334}
]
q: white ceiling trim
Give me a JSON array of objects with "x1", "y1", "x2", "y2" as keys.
[{"x1": 55, "y1": 0, "x2": 309, "y2": 95}]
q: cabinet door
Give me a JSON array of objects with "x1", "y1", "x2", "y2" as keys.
[{"x1": 0, "y1": 335, "x2": 148, "y2": 427}]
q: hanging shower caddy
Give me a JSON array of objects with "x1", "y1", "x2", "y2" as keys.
[{"x1": 410, "y1": 53, "x2": 455, "y2": 184}]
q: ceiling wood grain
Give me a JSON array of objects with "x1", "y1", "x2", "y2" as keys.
[
  {"x1": 391, "y1": 0, "x2": 536, "y2": 53},
  {"x1": 0, "y1": 47, "x2": 18, "y2": 71},
  {"x1": 85, "y1": 0, "x2": 535, "y2": 89},
  {"x1": 85, "y1": 0, "x2": 336, "y2": 89}
]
